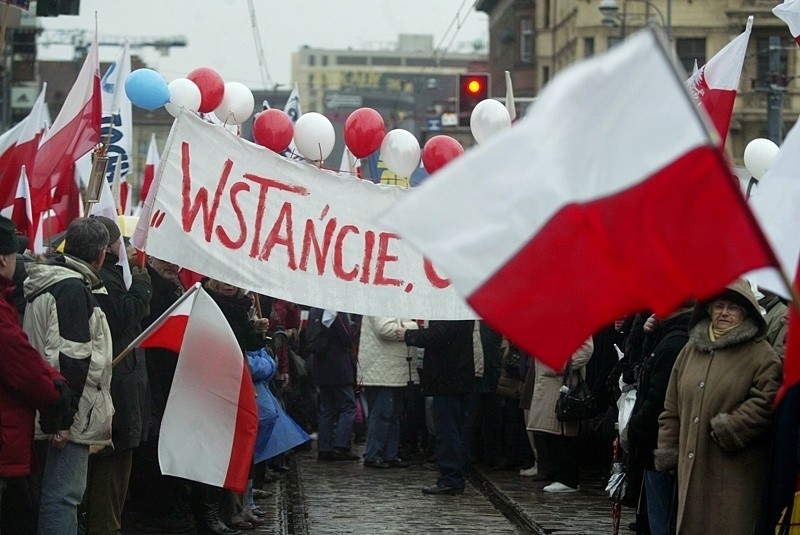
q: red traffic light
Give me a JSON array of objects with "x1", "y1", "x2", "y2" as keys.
[
  {"x1": 457, "y1": 73, "x2": 490, "y2": 127},
  {"x1": 466, "y1": 79, "x2": 483, "y2": 94}
]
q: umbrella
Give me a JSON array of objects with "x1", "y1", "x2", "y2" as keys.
[{"x1": 606, "y1": 436, "x2": 627, "y2": 535}]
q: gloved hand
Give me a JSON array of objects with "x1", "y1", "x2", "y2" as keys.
[
  {"x1": 39, "y1": 380, "x2": 76, "y2": 434},
  {"x1": 131, "y1": 265, "x2": 151, "y2": 286}
]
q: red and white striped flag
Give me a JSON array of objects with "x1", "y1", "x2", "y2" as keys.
[
  {"x1": 0, "y1": 85, "x2": 49, "y2": 210},
  {"x1": 111, "y1": 157, "x2": 132, "y2": 216},
  {"x1": 90, "y1": 174, "x2": 132, "y2": 289},
  {"x1": 124, "y1": 284, "x2": 257, "y2": 492},
  {"x1": 10, "y1": 166, "x2": 38, "y2": 251},
  {"x1": 137, "y1": 133, "x2": 160, "y2": 214},
  {"x1": 380, "y1": 29, "x2": 776, "y2": 370},
  {"x1": 686, "y1": 16, "x2": 752, "y2": 146},
  {"x1": 30, "y1": 34, "x2": 101, "y2": 225},
  {"x1": 774, "y1": 0, "x2": 800, "y2": 46}
]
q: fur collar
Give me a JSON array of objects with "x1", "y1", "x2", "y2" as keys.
[{"x1": 689, "y1": 317, "x2": 759, "y2": 352}]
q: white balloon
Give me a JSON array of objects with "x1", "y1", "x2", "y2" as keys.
[
  {"x1": 165, "y1": 78, "x2": 201, "y2": 118},
  {"x1": 293, "y1": 112, "x2": 335, "y2": 161},
  {"x1": 470, "y1": 99, "x2": 511, "y2": 144},
  {"x1": 380, "y1": 129, "x2": 420, "y2": 178},
  {"x1": 212, "y1": 82, "x2": 255, "y2": 125},
  {"x1": 744, "y1": 138, "x2": 780, "y2": 181}
]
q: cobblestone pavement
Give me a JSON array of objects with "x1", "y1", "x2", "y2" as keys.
[{"x1": 123, "y1": 444, "x2": 633, "y2": 534}]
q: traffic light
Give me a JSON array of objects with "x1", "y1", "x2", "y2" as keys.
[
  {"x1": 457, "y1": 73, "x2": 490, "y2": 127},
  {"x1": 36, "y1": 0, "x2": 80, "y2": 17}
]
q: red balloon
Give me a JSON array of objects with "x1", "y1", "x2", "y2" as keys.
[
  {"x1": 344, "y1": 108, "x2": 385, "y2": 158},
  {"x1": 252, "y1": 109, "x2": 294, "y2": 153},
  {"x1": 186, "y1": 67, "x2": 224, "y2": 113},
  {"x1": 422, "y1": 136, "x2": 464, "y2": 174}
]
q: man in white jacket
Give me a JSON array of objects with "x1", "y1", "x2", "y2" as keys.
[
  {"x1": 358, "y1": 316, "x2": 418, "y2": 468},
  {"x1": 23, "y1": 217, "x2": 113, "y2": 534}
]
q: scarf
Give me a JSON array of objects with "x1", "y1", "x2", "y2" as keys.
[{"x1": 709, "y1": 321, "x2": 742, "y2": 342}]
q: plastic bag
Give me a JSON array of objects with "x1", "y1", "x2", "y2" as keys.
[{"x1": 617, "y1": 376, "x2": 637, "y2": 452}]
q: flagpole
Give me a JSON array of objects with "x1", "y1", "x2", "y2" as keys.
[{"x1": 111, "y1": 282, "x2": 200, "y2": 368}]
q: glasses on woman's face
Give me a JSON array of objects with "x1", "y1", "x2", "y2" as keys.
[{"x1": 710, "y1": 300, "x2": 744, "y2": 315}]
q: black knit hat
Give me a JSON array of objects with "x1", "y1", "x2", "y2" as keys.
[
  {"x1": 0, "y1": 216, "x2": 19, "y2": 255},
  {"x1": 92, "y1": 215, "x2": 121, "y2": 244}
]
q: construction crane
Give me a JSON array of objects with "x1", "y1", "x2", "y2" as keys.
[{"x1": 38, "y1": 29, "x2": 187, "y2": 60}]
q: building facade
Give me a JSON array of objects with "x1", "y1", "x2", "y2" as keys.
[
  {"x1": 478, "y1": 0, "x2": 800, "y2": 163},
  {"x1": 291, "y1": 34, "x2": 487, "y2": 137}
]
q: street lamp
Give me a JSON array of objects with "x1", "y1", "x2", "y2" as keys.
[{"x1": 599, "y1": 0, "x2": 672, "y2": 42}]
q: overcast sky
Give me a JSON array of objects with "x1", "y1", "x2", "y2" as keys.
[{"x1": 36, "y1": 0, "x2": 489, "y2": 90}]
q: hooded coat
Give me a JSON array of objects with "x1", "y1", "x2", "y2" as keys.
[
  {"x1": 23, "y1": 255, "x2": 114, "y2": 447},
  {"x1": 655, "y1": 279, "x2": 781, "y2": 534}
]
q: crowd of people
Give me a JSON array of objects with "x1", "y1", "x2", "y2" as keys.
[{"x1": 0, "y1": 210, "x2": 795, "y2": 534}]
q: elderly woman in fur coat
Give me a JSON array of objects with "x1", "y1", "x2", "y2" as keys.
[{"x1": 655, "y1": 279, "x2": 781, "y2": 534}]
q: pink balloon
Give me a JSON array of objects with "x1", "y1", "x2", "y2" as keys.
[
  {"x1": 186, "y1": 67, "x2": 224, "y2": 113},
  {"x1": 252, "y1": 109, "x2": 294, "y2": 153},
  {"x1": 422, "y1": 136, "x2": 464, "y2": 174},
  {"x1": 344, "y1": 108, "x2": 385, "y2": 158}
]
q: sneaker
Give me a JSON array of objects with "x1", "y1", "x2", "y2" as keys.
[
  {"x1": 519, "y1": 466, "x2": 538, "y2": 477},
  {"x1": 317, "y1": 451, "x2": 334, "y2": 461},
  {"x1": 542, "y1": 482, "x2": 579, "y2": 493},
  {"x1": 386, "y1": 458, "x2": 410, "y2": 468}
]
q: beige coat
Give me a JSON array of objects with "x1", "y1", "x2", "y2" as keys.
[
  {"x1": 526, "y1": 338, "x2": 593, "y2": 436},
  {"x1": 655, "y1": 279, "x2": 781, "y2": 534},
  {"x1": 357, "y1": 317, "x2": 419, "y2": 387}
]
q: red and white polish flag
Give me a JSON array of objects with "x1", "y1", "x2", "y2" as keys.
[
  {"x1": 0, "y1": 85, "x2": 49, "y2": 210},
  {"x1": 686, "y1": 16, "x2": 752, "y2": 146},
  {"x1": 11, "y1": 165, "x2": 32, "y2": 242},
  {"x1": 124, "y1": 284, "x2": 257, "y2": 493},
  {"x1": 30, "y1": 34, "x2": 101, "y2": 219},
  {"x1": 138, "y1": 132, "x2": 160, "y2": 210},
  {"x1": 774, "y1": 0, "x2": 800, "y2": 46},
  {"x1": 380, "y1": 29, "x2": 776, "y2": 371},
  {"x1": 748, "y1": 114, "x2": 800, "y2": 401}
]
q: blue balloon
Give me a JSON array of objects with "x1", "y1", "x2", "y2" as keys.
[{"x1": 124, "y1": 69, "x2": 169, "y2": 110}]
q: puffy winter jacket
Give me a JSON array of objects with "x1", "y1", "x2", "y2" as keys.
[{"x1": 23, "y1": 255, "x2": 114, "y2": 447}]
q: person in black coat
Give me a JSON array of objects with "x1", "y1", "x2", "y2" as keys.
[
  {"x1": 308, "y1": 308, "x2": 361, "y2": 462},
  {"x1": 128, "y1": 256, "x2": 193, "y2": 533},
  {"x1": 86, "y1": 218, "x2": 152, "y2": 535},
  {"x1": 399, "y1": 320, "x2": 475, "y2": 495},
  {"x1": 627, "y1": 305, "x2": 692, "y2": 535}
]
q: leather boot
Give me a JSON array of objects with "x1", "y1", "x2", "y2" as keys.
[{"x1": 203, "y1": 502, "x2": 240, "y2": 535}]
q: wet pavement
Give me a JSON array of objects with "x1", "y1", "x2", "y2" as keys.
[{"x1": 124, "y1": 443, "x2": 632, "y2": 534}]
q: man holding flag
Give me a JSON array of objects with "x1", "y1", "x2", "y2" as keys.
[{"x1": 84, "y1": 215, "x2": 152, "y2": 535}]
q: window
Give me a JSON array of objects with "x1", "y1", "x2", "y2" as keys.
[
  {"x1": 321, "y1": 55, "x2": 328, "y2": 66},
  {"x1": 371, "y1": 57, "x2": 402, "y2": 66},
  {"x1": 541, "y1": 66, "x2": 550, "y2": 86},
  {"x1": 755, "y1": 36, "x2": 790, "y2": 91},
  {"x1": 676, "y1": 38, "x2": 706, "y2": 75},
  {"x1": 307, "y1": 55, "x2": 316, "y2": 66},
  {"x1": 542, "y1": 0, "x2": 551, "y2": 29},
  {"x1": 520, "y1": 17, "x2": 533, "y2": 62},
  {"x1": 584, "y1": 37, "x2": 595, "y2": 58},
  {"x1": 337, "y1": 55, "x2": 368, "y2": 65}
]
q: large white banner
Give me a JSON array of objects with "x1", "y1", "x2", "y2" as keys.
[{"x1": 143, "y1": 112, "x2": 475, "y2": 319}]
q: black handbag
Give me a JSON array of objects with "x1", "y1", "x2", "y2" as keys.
[{"x1": 555, "y1": 364, "x2": 597, "y2": 422}]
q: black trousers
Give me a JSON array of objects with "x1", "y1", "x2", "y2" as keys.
[{"x1": 533, "y1": 431, "x2": 579, "y2": 488}]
